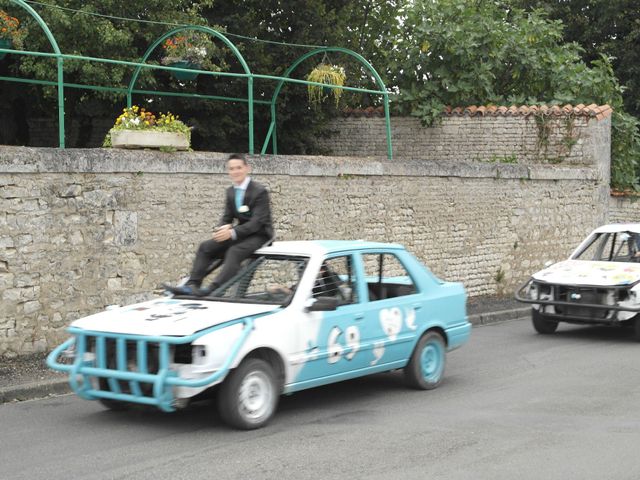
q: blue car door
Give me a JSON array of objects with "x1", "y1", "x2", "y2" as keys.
[
  {"x1": 358, "y1": 250, "x2": 422, "y2": 366},
  {"x1": 293, "y1": 254, "x2": 372, "y2": 386}
]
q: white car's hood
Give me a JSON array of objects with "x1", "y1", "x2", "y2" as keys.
[
  {"x1": 532, "y1": 260, "x2": 640, "y2": 287},
  {"x1": 70, "y1": 298, "x2": 279, "y2": 336}
]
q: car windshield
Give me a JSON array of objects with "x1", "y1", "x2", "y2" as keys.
[
  {"x1": 204, "y1": 254, "x2": 309, "y2": 305},
  {"x1": 573, "y1": 231, "x2": 640, "y2": 262}
]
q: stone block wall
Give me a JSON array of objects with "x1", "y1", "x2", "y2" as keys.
[
  {"x1": 316, "y1": 115, "x2": 611, "y2": 173},
  {"x1": 608, "y1": 196, "x2": 640, "y2": 223},
  {"x1": 0, "y1": 142, "x2": 611, "y2": 357}
]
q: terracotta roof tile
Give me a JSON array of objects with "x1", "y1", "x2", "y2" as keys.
[
  {"x1": 440, "y1": 103, "x2": 613, "y2": 120},
  {"x1": 341, "y1": 104, "x2": 612, "y2": 120}
]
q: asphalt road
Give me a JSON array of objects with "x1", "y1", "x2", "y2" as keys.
[{"x1": 2, "y1": 317, "x2": 639, "y2": 480}]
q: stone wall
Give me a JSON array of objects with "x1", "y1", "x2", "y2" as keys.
[
  {"x1": 608, "y1": 196, "x2": 640, "y2": 223},
  {"x1": 316, "y1": 115, "x2": 611, "y2": 172},
  {"x1": 0, "y1": 140, "x2": 611, "y2": 357}
]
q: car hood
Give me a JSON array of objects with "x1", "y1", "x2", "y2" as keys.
[
  {"x1": 70, "y1": 297, "x2": 279, "y2": 337},
  {"x1": 532, "y1": 260, "x2": 640, "y2": 287}
]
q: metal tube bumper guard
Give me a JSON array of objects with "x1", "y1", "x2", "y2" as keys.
[
  {"x1": 46, "y1": 317, "x2": 255, "y2": 412},
  {"x1": 515, "y1": 279, "x2": 640, "y2": 313}
]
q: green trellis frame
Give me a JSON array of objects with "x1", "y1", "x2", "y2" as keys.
[
  {"x1": 261, "y1": 47, "x2": 392, "y2": 159},
  {"x1": 0, "y1": 0, "x2": 393, "y2": 158}
]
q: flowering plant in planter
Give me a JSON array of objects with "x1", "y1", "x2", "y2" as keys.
[
  {"x1": 104, "y1": 105, "x2": 191, "y2": 150},
  {"x1": 0, "y1": 10, "x2": 25, "y2": 58},
  {"x1": 306, "y1": 64, "x2": 346, "y2": 108},
  {"x1": 161, "y1": 31, "x2": 226, "y2": 80}
]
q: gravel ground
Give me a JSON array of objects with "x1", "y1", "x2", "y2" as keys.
[
  {"x1": 0, "y1": 295, "x2": 524, "y2": 390},
  {"x1": 0, "y1": 352, "x2": 66, "y2": 389},
  {"x1": 467, "y1": 294, "x2": 522, "y2": 316}
]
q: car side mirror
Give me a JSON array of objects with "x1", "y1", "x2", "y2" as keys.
[{"x1": 305, "y1": 296, "x2": 339, "y2": 312}]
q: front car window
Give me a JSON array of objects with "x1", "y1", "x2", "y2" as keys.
[
  {"x1": 209, "y1": 255, "x2": 308, "y2": 304},
  {"x1": 573, "y1": 232, "x2": 640, "y2": 262},
  {"x1": 312, "y1": 255, "x2": 358, "y2": 305}
]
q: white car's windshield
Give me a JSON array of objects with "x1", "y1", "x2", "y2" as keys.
[
  {"x1": 206, "y1": 255, "x2": 308, "y2": 305},
  {"x1": 574, "y1": 231, "x2": 640, "y2": 262}
]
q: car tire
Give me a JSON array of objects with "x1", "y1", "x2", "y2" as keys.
[
  {"x1": 97, "y1": 378, "x2": 130, "y2": 411},
  {"x1": 97, "y1": 398, "x2": 130, "y2": 411},
  {"x1": 532, "y1": 308, "x2": 559, "y2": 334},
  {"x1": 217, "y1": 358, "x2": 279, "y2": 430},
  {"x1": 633, "y1": 315, "x2": 640, "y2": 342},
  {"x1": 404, "y1": 331, "x2": 446, "y2": 390}
]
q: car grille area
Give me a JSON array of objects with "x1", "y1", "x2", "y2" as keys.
[
  {"x1": 550, "y1": 285, "x2": 616, "y2": 320},
  {"x1": 85, "y1": 336, "x2": 193, "y2": 396}
]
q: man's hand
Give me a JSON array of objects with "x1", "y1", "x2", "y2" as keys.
[{"x1": 213, "y1": 224, "x2": 233, "y2": 242}]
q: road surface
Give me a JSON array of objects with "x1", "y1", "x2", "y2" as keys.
[{"x1": 1, "y1": 317, "x2": 639, "y2": 480}]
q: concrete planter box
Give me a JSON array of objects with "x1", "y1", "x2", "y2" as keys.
[{"x1": 111, "y1": 130, "x2": 189, "y2": 150}]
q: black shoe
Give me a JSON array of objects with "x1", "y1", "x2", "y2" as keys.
[
  {"x1": 194, "y1": 282, "x2": 219, "y2": 297},
  {"x1": 163, "y1": 282, "x2": 199, "y2": 296}
]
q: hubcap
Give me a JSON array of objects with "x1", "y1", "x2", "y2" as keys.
[
  {"x1": 238, "y1": 370, "x2": 274, "y2": 420},
  {"x1": 420, "y1": 341, "x2": 443, "y2": 381}
]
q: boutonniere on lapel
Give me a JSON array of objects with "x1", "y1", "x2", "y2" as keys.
[{"x1": 238, "y1": 205, "x2": 250, "y2": 214}]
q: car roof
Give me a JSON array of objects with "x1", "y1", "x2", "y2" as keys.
[
  {"x1": 256, "y1": 240, "x2": 405, "y2": 256},
  {"x1": 592, "y1": 224, "x2": 640, "y2": 234}
]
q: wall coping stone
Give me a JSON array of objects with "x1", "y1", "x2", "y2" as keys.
[{"x1": 0, "y1": 146, "x2": 597, "y2": 181}]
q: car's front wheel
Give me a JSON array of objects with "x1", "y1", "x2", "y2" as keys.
[
  {"x1": 97, "y1": 378, "x2": 130, "y2": 411},
  {"x1": 404, "y1": 331, "x2": 446, "y2": 390},
  {"x1": 633, "y1": 315, "x2": 640, "y2": 342},
  {"x1": 532, "y1": 308, "x2": 559, "y2": 334},
  {"x1": 217, "y1": 358, "x2": 279, "y2": 430}
]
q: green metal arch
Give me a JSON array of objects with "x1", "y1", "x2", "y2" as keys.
[
  {"x1": 126, "y1": 25, "x2": 257, "y2": 153},
  {"x1": 7, "y1": 0, "x2": 66, "y2": 147},
  {"x1": 261, "y1": 47, "x2": 392, "y2": 159},
  {"x1": 7, "y1": 0, "x2": 61, "y2": 54},
  {"x1": 0, "y1": 5, "x2": 393, "y2": 157}
]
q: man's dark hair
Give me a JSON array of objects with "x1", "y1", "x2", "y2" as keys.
[{"x1": 227, "y1": 153, "x2": 248, "y2": 165}]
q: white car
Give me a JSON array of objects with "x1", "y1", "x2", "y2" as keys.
[
  {"x1": 516, "y1": 224, "x2": 640, "y2": 340},
  {"x1": 48, "y1": 240, "x2": 470, "y2": 429}
]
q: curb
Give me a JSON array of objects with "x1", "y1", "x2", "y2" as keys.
[
  {"x1": 468, "y1": 306, "x2": 530, "y2": 326},
  {"x1": 0, "y1": 378, "x2": 70, "y2": 404},
  {"x1": 1, "y1": 307, "x2": 531, "y2": 405}
]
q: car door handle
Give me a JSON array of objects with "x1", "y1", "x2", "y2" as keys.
[
  {"x1": 354, "y1": 314, "x2": 364, "y2": 320},
  {"x1": 412, "y1": 304, "x2": 422, "y2": 310}
]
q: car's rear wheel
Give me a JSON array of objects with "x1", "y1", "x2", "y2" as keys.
[
  {"x1": 532, "y1": 308, "x2": 559, "y2": 334},
  {"x1": 404, "y1": 331, "x2": 446, "y2": 390},
  {"x1": 217, "y1": 358, "x2": 279, "y2": 430}
]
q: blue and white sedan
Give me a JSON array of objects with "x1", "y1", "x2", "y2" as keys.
[{"x1": 48, "y1": 241, "x2": 471, "y2": 429}]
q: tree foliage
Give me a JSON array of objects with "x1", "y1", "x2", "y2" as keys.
[
  {"x1": 0, "y1": 0, "x2": 401, "y2": 152},
  {"x1": 191, "y1": 0, "x2": 401, "y2": 153},
  {"x1": 514, "y1": 0, "x2": 640, "y2": 118},
  {"x1": 390, "y1": 0, "x2": 639, "y2": 189},
  {"x1": 512, "y1": 0, "x2": 640, "y2": 190},
  {"x1": 0, "y1": 0, "x2": 216, "y2": 145},
  {"x1": 392, "y1": 1, "x2": 617, "y2": 120}
]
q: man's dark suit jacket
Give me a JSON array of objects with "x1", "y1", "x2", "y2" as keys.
[{"x1": 218, "y1": 179, "x2": 274, "y2": 242}]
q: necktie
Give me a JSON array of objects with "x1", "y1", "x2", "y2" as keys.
[{"x1": 234, "y1": 187, "x2": 243, "y2": 210}]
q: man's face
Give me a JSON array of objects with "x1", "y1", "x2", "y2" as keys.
[{"x1": 227, "y1": 159, "x2": 250, "y2": 185}]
